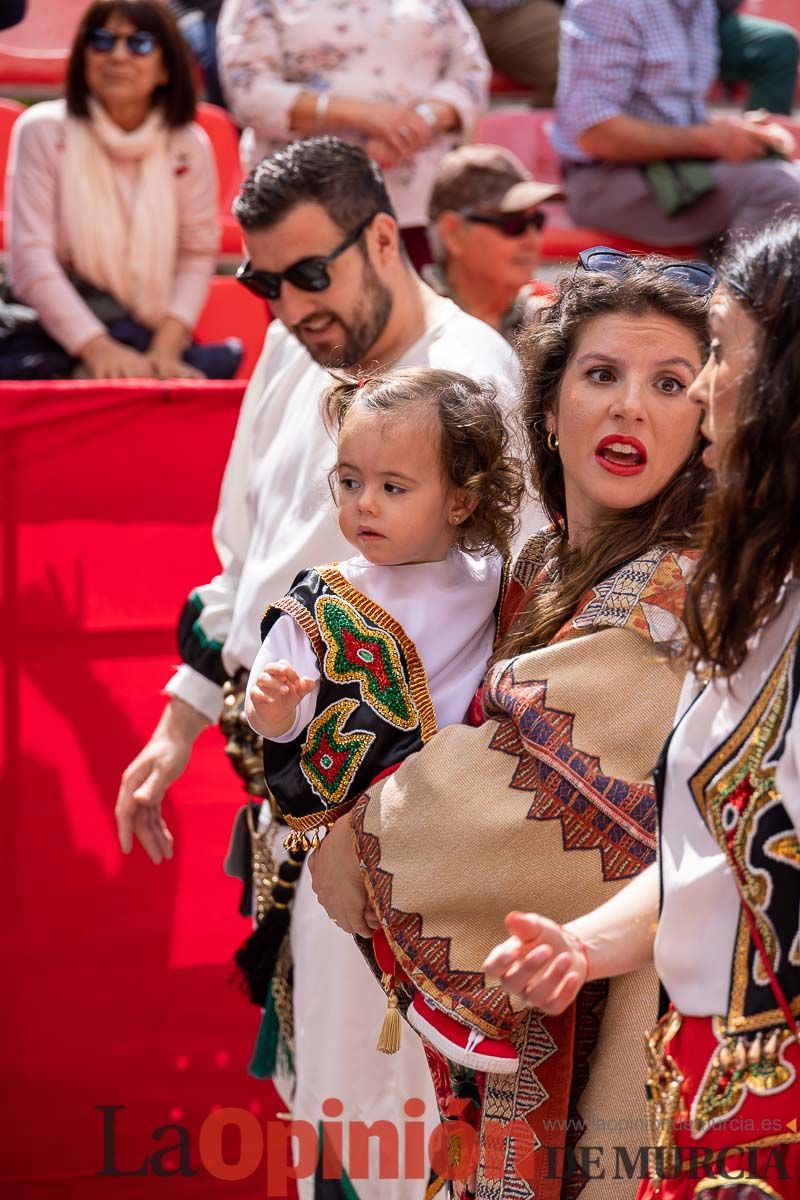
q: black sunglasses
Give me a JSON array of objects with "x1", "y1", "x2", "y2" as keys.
[
  {"x1": 88, "y1": 29, "x2": 159, "y2": 56},
  {"x1": 462, "y1": 210, "x2": 547, "y2": 238},
  {"x1": 578, "y1": 245, "x2": 715, "y2": 296},
  {"x1": 236, "y1": 213, "x2": 378, "y2": 302}
]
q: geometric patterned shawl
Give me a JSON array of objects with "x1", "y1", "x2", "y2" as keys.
[{"x1": 351, "y1": 534, "x2": 698, "y2": 1200}]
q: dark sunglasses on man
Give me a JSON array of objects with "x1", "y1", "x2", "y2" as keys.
[
  {"x1": 578, "y1": 245, "x2": 715, "y2": 296},
  {"x1": 236, "y1": 212, "x2": 378, "y2": 302},
  {"x1": 461, "y1": 210, "x2": 547, "y2": 238},
  {"x1": 88, "y1": 28, "x2": 159, "y2": 55}
]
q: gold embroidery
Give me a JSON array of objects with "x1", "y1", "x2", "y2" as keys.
[
  {"x1": 690, "y1": 1018, "x2": 795, "y2": 1138},
  {"x1": 645, "y1": 1009, "x2": 685, "y2": 1189},
  {"x1": 297, "y1": 697, "x2": 374, "y2": 816},
  {"x1": 318, "y1": 565, "x2": 438, "y2": 743},
  {"x1": 764, "y1": 833, "x2": 800, "y2": 870},
  {"x1": 693, "y1": 1175, "x2": 784, "y2": 1198},
  {"x1": 688, "y1": 628, "x2": 800, "y2": 1035},
  {"x1": 315, "y1": 594, "x2": 418, "y2": 731}
]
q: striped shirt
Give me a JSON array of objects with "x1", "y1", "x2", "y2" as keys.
[{"x1": 553, "y1": 0, "x2": 719, "y2": 163}]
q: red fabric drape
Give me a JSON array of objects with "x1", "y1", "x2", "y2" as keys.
[{"x1": 1, "y1": 381, "x2": 289, "y2": 1198}]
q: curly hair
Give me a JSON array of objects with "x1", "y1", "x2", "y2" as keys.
[
  {"x1": 684, "y1": 216, "x2": 800, "y2": 677},
  {"x1": 502, "y1": 263, "x2": 711, "y2": 654},
  {"x1": 321, "y1": 367, "x2": 525, "y2": 556}
]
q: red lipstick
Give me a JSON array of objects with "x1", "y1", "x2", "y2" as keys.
[{"x1": 594, "y1": 434, "x2": 648, "y2": 477}]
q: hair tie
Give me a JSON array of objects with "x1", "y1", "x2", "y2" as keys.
[{"x1": 356, "y1": 377, "x2": 368, "y2": 389}]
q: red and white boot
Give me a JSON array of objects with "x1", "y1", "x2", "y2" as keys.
[{"x1": 407, "y1": 991, "x2": 519, "y2": 1075}]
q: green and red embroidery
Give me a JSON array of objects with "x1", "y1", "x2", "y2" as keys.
[
  {"x1": 315, "y1": 595, "x2": 418, "y2": 731},
  {"x1": 300, "y1": 698, "x2": 375, "y2": 809}
]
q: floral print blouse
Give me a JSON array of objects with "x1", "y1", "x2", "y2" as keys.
[{"x1": 217, "y1": 0, "x2": 490, "y2": 226}]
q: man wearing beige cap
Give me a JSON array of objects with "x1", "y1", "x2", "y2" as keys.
[{"x1": 425, "y1": 143, "x2": 563, "y2": 341}]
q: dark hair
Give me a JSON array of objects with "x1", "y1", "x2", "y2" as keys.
[
  {"x1": 234, "y1": 136, "x2": 396, "y2": 237},
  {"x1": 66, "y1": 1, "x2": 196, "y2": 127},
  {"x1": 504, "y1": 263, "x2": 710, "y2": 653},
  {"x1": 684, "y1": 215, "x2": 800, "y2": 677},
  {"x1": 322, "y1": 367, "x2": 526, "y2": 556}
]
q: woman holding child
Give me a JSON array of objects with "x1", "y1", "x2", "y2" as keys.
[
  {"x1": 485, "y1": 218, "x2": 800, "y2": 1199},
  {"x1": 310, "y1": 251, "x2": 714, "y2": 1198}
]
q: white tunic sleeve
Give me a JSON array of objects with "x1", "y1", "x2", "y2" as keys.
[{"x1": 245, "y1": 614, "x2": 321, "y2": 743}]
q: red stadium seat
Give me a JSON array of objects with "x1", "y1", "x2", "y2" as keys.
[
  {"x1": 194, "y1": 274, "x2": 270, "y2": 380},
  {"x1": 740, "y1": 0, "x2": 800, "y2": 39},
  {"x1": 489, "y1": 70, "x2": 538, "y2": 103},
  {"x1": 475, "y1": 109, "x2": 701, "y2": 261},
  {"x1": 475, "y1": 108, "x2": 540, "y2": 173},
  {"x1": 195, "y1": 101, "x2": 244, "y2": 257},
  {"x1": 538, "y1": 209, "x2": 701, "y2": 262},
  {"x1": 475, "y1": 109, "x2": 564, "y2": 183},
  {"x1": 0, "y1": 0, "x2": 85, "y2": 91},
  {"x1": 0, "y1": 96, "x2": 23, "y2": 248}
]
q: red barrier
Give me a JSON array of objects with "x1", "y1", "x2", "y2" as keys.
[{"x1": 0, "y1": 380, "x2": 291, "y2": 1199}]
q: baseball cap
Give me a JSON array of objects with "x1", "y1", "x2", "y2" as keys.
[{"x1": 428, "y1": 144, "x2": 564, "y2": 221}]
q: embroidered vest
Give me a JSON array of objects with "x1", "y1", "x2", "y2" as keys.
[
  {"x1": 689, "y1": 624, "x2": 800, "y2": 1033},
  {"x1": 656, "y1": 620, "x2": 800, "y2": 1134},
  {"x1": 260, "y1": 565, "x2": 439, "y2": 849}
]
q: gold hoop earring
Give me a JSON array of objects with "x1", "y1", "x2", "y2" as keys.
[{"x1": 546, "y1": 431, "x2": 559, "y2": 452}]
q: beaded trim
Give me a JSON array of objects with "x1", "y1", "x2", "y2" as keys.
[{"x1": 317, "y1": 565, "x2": 438, "y2": 744}]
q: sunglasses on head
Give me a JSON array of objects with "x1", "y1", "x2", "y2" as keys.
[
  {"x1": 236, "y1": 213, "x2": 378, "y2": 301},
  {"x1": 578, "y1": 245, "x2": 715, "y2": 296},
  {"x1": 462, "y1": 210, "x2": 547, "y2": 237},
  {"x1": 88, "y1": 28, "x2": 159, "y2": 56}
]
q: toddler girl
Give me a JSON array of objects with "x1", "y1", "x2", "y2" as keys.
[{"x1": 245, "y1": 366, "x2": 525, "y2": 1074}]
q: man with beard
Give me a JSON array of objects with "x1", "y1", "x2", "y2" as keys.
[{"x1": 115, "y1": 137, "x2": 522, "y2": 1200}]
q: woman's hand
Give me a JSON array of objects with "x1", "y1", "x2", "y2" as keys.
[
  {"x1": 308, "y1": 816, "x2": 377, "y2": 938},
  {"x1": 148, "y1": 348, "x2": 204, "y2": 380},
  {"x1": 148, "y1": 315, "x2": 204, "y2": 380},
  {"x1": 365, "y1": 136, "x2": 402, "y2": 170},
  {"x1": 483, "y1": 912, "x2": 589, "y2": 1015},
  {"x1": 79, "y1": 333, "x2": 155, "y2": 379},
  {"x1": 348, "y1": 99, "x2": 433, "y2": 159}
]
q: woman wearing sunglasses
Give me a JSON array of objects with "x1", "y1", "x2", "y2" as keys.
[
  {"x1": 425, "y1": 144, "x2": 563, "y2": 344},
  {"x1": 485, "y1": 216, "x2": 800, "y2": 1198},
  {"x1": 3, "y1": 0, "x2": 232, "y2": 380},
  {"x1": 309, "y1": 251, "x2": 713, "y2": 1198}
]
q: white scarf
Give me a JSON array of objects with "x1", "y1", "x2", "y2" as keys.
[{"x1": 62, "y1": 98, "x2": 178, "y2": 327}]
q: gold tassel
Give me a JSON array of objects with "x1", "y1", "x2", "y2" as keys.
[{"x1": 377, "y1": 991, "x2": 401, "y2": 1055}]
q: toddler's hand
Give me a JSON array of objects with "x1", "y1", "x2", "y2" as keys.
[
  {"x1": 482, "y1": 912, "x2": 588, "y2": 1015},
  {"x1": 247, "y1": 660, "x2": 316, "y2": 737}
]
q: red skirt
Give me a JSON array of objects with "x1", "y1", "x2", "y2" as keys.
[{"x1": 637, "y1": 1012, "x2": 800, "y2": 1200}]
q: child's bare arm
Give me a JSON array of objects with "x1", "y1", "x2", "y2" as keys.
[{"x1": 245, "y1": 659, "x2": 317, "y2": 739}]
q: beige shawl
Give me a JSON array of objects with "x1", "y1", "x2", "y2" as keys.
[{"x1": 63, "y1": 98, "x2": 178, "y2": 327}]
